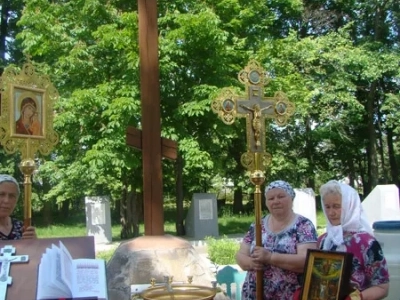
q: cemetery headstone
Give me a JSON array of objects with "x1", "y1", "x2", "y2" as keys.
[
  {"x1": 185, "y1": 193, "x2": 219, "y2": 240},
  {"x1": 85, "y1": 196, "x2": 112, "y2": 244},
  {"x1": 361, "y1": 184, "x2": 400, "y2": 227},
  {"x1": 293, "y1": 188, "x2": 317, "y2": 230},
  {"x1": 373, "y1": 221, "x2": 400, "y2": 300}
]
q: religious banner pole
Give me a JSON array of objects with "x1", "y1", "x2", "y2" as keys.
[
  {"x1": 0, "y1": 58, "x2": 59, "y2": 228},
  {"x1": 211, "y1": 60, "x2": 295, "y2": 298}
]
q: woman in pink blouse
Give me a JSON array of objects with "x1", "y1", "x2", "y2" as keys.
[{"x1": 318, "y1": 180, "x2": 389, "y2": 300}]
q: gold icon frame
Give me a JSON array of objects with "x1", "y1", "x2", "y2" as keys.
[{"x1": 0, "y1": 60, "x2": 59, "y2": 159}]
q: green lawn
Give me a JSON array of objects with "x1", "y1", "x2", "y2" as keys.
[
  {"x1": 35, "y1": 205, "x2": 327, "y2": 240},
  {"x1": 33, "y1": 204, "x2": 327, "y2": 262}
]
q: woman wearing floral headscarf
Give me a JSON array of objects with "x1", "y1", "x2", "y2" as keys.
[
  {"x1": 235, "y1": 180, "x2": 318, "y2": 300},
  {"x1": 0, "y1": 174, "x2": 37, "y2": 240},
  {"x1": 318, "y1": 180, "x2": 389, "y2": 300}
]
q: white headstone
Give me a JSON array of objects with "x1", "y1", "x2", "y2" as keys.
[
  {"x1": 185, "y1": 193, "x2": 219, "y2": 240},
  {"x1": 85, "y1": 195, "x2": 112, "y2": 244},
  {"x1": 293, "y1": 188, "x2": 317, "y2": 230},
  {"x1": 362, "y1": 184, "x2": 400, "y2": 227}
]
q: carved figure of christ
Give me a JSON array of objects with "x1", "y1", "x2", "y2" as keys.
[{"x1": 236, "y1": 86, "x2": 276, "y2": 152}]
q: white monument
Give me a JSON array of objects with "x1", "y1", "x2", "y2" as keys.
[
  {"x1": 361, "y1": 184, "x2": 400, "y2": 227},
  {"x1": 185, "y1": 193, "x2": 219, "y2": 240},
  {"x1": 293, "y1": 188, "x2": 317, "y2": 230},
  {"x1": 85, "y1": 195, "x2": 113, "y2": 244},
  {"x1": 373, "y1": 221, "x2": 400, "y2": 300}
]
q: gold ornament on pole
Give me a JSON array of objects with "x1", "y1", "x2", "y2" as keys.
[
  {"x1": 211, "y1": 60, "x2": 295, "y2": 299},
  {"x1": 0, "y1": 57, "x2": 59, "y2": 228}
]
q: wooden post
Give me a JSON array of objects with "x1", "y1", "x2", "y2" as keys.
[{"x1": 138, "y1": 0, "x2": 164, "y2": 235}]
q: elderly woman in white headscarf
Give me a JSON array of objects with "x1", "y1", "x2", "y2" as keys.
[
  {"x1": 318, "y1": 180, "x2": 389, "y2": 300},
  {"x1": 0, "y1": 174, "x2": 37, "y2": 240},
  {"x1": 236, "y1": 180, "x2": 318, "y2": 300}
]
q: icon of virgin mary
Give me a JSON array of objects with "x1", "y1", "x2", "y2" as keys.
[{"x1": 15, "y1": 97, "x2": 42, "y2": 136}]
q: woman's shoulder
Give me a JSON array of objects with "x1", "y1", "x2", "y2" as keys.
[
  {"x1": 345, "y1": 231, "x2": 374, "y2": 241},
  {"x1": 294, "y1": 214, "x2": 316, "y2": 227},
  {"x1": 344, "y1": 231, "x2": 379, "y2": 249}
]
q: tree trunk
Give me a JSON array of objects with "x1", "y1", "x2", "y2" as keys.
[
  {"x1": 61, "y1": 199, "x2": 70, "y2": 218},
  {"x1": 387, "y1": 127, "x2": 399, "y2": 186},
  {"x1": 347, "y1": 158, "x2": 356, "y2": 189},
  {"x1": 366, "y1": 81, "x2": 379, "y2": 191},
  {"x1": 42, "y1": 200, "x2": 53, "y2": 226},
  {"x1": 232, "y1": 187, "x2": 244, "y2": 214},
  {"x1": 305, "y1": 116, "x2": 315, "y2": 190},
  {"x1": 175, "y1": 154, "x2": 185, "y2": 236},
  {"x1": 376, "y1": 106, "x2": 388, "y2": 183},
  {"x1": 356, "y1": 153, "x2": 368, "y2": 198},
  {"x1": 120, "y1": 176, "x2": 142, "y2": 239},
  {"x1": 120, "y1": 180, "x2": 130, "y2": 239},
  {"x1": 0, "y1": 0, "x2": 10, "y2": 62}
]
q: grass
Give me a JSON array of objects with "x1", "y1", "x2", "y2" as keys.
[
  {"x1": 32, "y1": 202, "x2": 327, "y2": 262},
  {"x1": 34, "y1": 203, "x2": 327, "y2": 240}
]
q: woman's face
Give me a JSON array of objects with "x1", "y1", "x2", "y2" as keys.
[
  {"x1": 23, "y1": 104, "x2": 35, "y2": 118},
  {"x1": 265, "y1": 188, "x2": 292, "y2": 216},
  {"x1": 323, "y1": 193, "x2": 342, "y2": 226},
  {"x1": 0, "y1": 182, "x2": 18, "y2": 218}
]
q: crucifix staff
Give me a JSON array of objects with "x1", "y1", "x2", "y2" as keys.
[{"x1": 211, "y1": 60, "x2": 295, "y2": 299}]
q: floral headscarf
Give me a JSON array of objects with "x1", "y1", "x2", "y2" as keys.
[{"x1": 265, "y1": 180, "x2": 296, "y2": 200}]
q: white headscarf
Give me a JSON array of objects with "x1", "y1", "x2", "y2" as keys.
[
  {"x1": 0, "y1": 174, "x2": 20, "y2": 197},
  {"x1": 320, "y1": 180, "x2": 373, "y2": 251}
]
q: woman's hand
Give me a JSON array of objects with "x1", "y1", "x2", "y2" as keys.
[
  {"x1": 251, "y1": 246, "x2": 272, "y2": 265},
  {"x1": 22, "y1": 226, "x2": 37, "y2": 239},
  {"x1": 248, "y1": 257, "x2": 265, "y2": 271}
]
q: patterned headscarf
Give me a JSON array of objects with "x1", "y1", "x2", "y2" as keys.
[
  {"x1": 0, "y1": 174, "x2": 20, "y2": 197},
  {"x1": 264, "y1": 180, "x2": 296, "y2": 200}
]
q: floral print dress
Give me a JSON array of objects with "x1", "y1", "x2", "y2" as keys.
[
  {"x1": 0, "y1": 218, "x2": 24, "y2": 240},
  {"x1": 241, "y1": 214, "x2": 318, "y2": 300},
  {"x1": 318, "y1": 232, "x2": 390, "y2": 291}
]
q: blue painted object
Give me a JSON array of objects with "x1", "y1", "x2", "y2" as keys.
[
  {"x1": 216, "y1": 265, "x2": 247, "y2": 300},
  {"x1": 373, "y1": 220, "x2": 400, "y2": 230}
]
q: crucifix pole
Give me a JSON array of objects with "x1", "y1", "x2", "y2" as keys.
[
  {"x1": 138, "y1": 0, "x2": 164, "y2": 235},
  {"x1": 211, "y1": 60, "x2": 295, "y2": 299}
]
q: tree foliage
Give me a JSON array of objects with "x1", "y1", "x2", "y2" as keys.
[{"x1": 0, "y1": 0, "x2": 398, "y2": 230}]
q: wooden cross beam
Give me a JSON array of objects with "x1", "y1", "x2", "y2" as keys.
[{"x1": 126, "y1": 127, "x2": 177, "y2": 161}]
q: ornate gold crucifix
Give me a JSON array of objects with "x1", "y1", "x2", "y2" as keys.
[
  {"x1": 211, "y1": 60, "x2": 295, "y2": 299},
  {"x1": 212, "y1": 60, "x2": 294, "y2": 172}
]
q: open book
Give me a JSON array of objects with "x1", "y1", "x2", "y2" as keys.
[{"x1": 36, "y1": 241, "x2": 108, "y2": 300}]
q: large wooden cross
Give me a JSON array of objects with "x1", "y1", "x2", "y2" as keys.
[
  {"x1": 125, "y1": 0, "x2": 177, "y2": 236},
  {"x1": 211, "y1": 60, "x2": 295, "y2": 299}
]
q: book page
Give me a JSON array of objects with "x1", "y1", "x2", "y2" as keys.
[
  {"x1": 59, "y1": 241, "x2": 74, "y2": 292},
  {"x1": 51, "y1": 244, "x2": 72, "y2": 297},
  {"x1": 37, "y1": 253, "x2": 63, "y2": 299},
  {"x1": 72, "y1": 258, "x2": 107, "y2": 300},
  {"x1": 36, "y1": 247, "x2": 71, "y2": 300}
]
